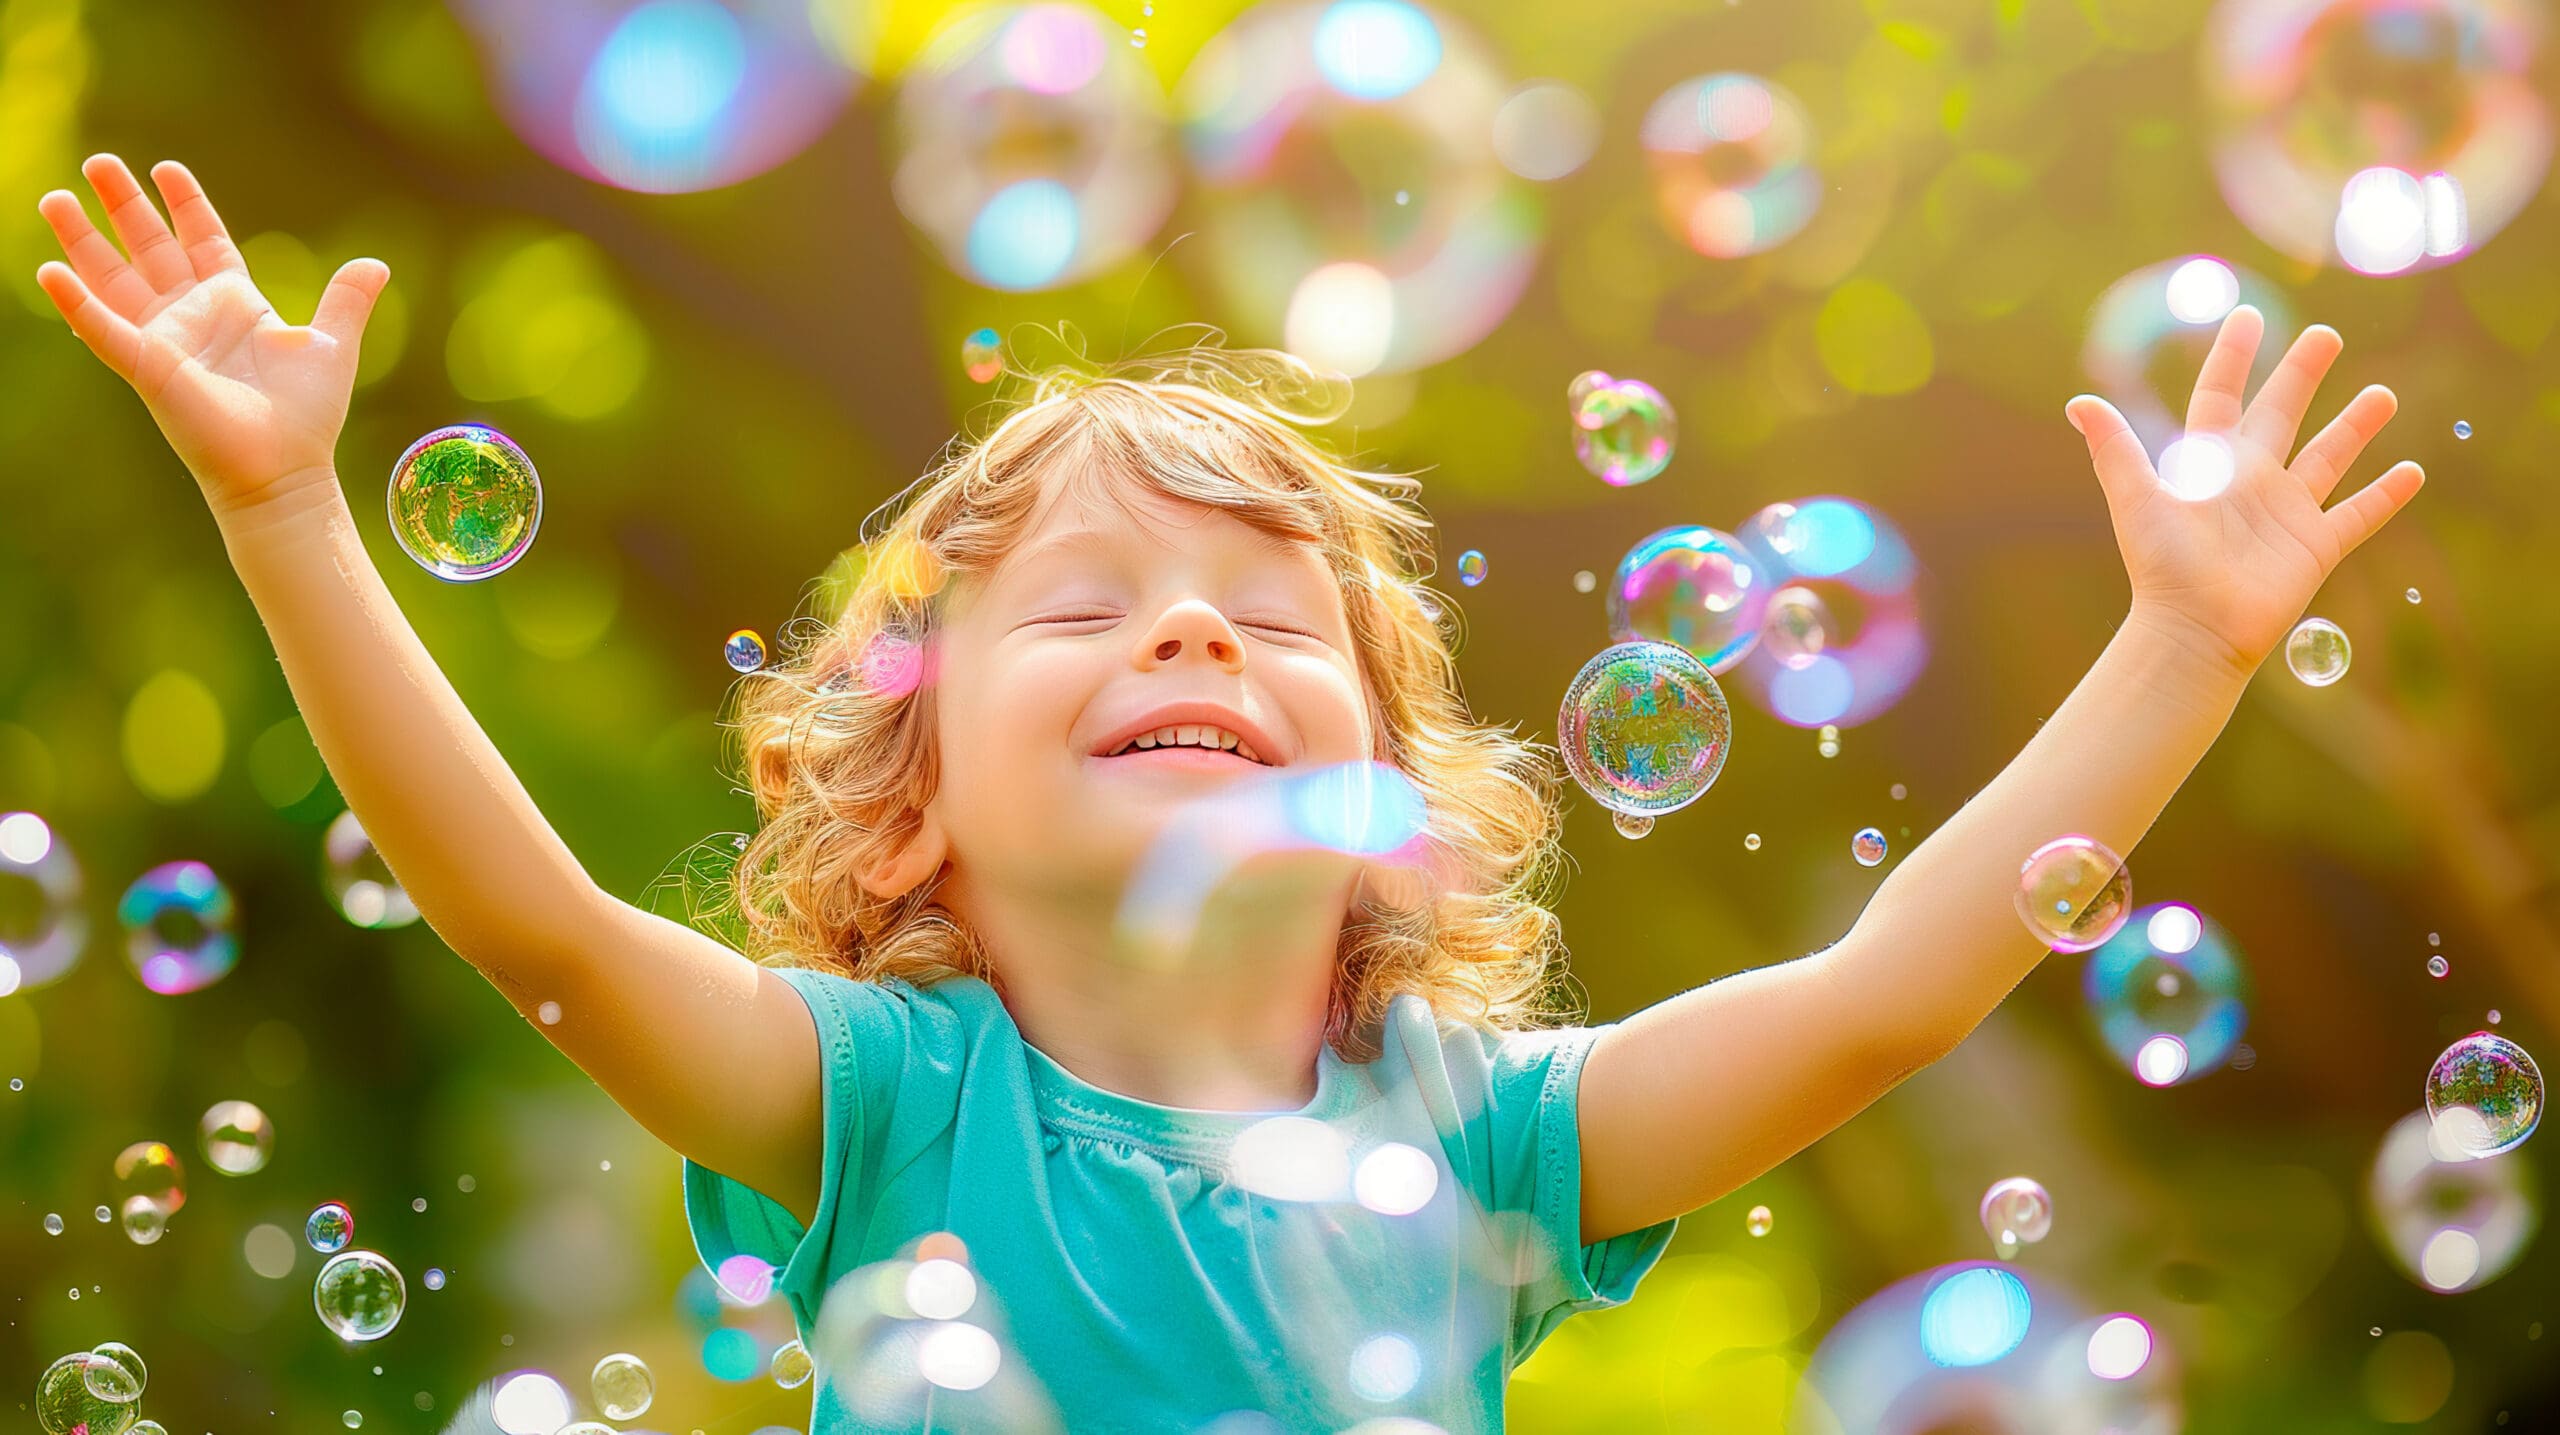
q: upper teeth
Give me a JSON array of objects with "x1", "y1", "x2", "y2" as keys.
[{"x1": 1114, "y1": 725, "x2": 1263, "y2": 762}]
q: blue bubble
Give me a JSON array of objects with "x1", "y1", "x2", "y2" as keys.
[
  {"x1": 1313, "y1": 1, "x2": 1441, "y2": 100},
  {"x1": 967, "y1": 181, "x2": 1080, "y2": 290},
  {"x1": 701, "y1": 1327, "x2": 761, "y2": 1383},
  {"x1": 1919, "y1": 1266, "x2": 2032, "y2": 1368}
]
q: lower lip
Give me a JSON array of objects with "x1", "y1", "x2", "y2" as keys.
[{"x1": 1094, "y1": 747, "x2": 1272, "y2": 772}]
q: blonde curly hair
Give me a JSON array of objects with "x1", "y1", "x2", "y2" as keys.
[{"x1": 709, "y1": 330, "x2": 1586, "y2": 1061}]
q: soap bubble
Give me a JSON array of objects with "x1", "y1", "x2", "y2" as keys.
[
  {"x1": 1640, "y1": 72, "x2": 1820, "y2": 258},
  {"x1": 2286, "y1": 617, "x2": 2352, "y2": 686},
  {"x1": 120, "y1": 1195, "x2": 167, "y2": 1246},
  {"x1": 112, "y1": 1141, "x2": 186, "y2": 1221},
  {"x1": 1557, "y1": 641, "x2": 1732, "y2": 818},
  {"x1": 724, "y1": 629, "x2": 768, "y2": 673},
  {"x1": 2015, "y1": 835, "x2": 2135, "y2": 952},
  {"x1": 1920, "y1": 1266, "x2": 2034, "y2": 1367},
  {"x1": 1729, "y1": 497, "x2": 1928, "y2": 730},
  {"x1": 1980, "y1": 1177, "x2": 2054, "y2": 1249},
  {"x1": 2428, "y1": 954, "x2": 2449, "y2": 979},
  {"x1": 307, "y1": 1201, "x2": 355, "y2": 1253},
  {"x1": 129, "y1": 1424, "x2": 168, "y2": 1435},
  {"x1": 1746, "y1": 1205, "x2": 1773, "y2": 1237},
  {"x1": 1456, "y1": 550, "x2": 1487, "y2": 587},
  {"x1": 1178, "y1": 0, "x2": 1537, "y2": 375},
  {"x1": 1611, "y1": 812, "x2": 1653, "y2": 840},
  {"x1": 2406, "y1": 587, "x2": 2422, "y2": 603},
  {"x1": 2452, "y1": 419, "x2": 2472, "y2": 439},
  {"x1": 1743, "y1": 833, "x2": 1761, "y2": 851},
  {"x1": 1851, "y1": 827, "x2": 1888, "y2": 867},
  {"x1": 592, "y1": 1352, "x2": 655, "y2": 1420},
  {"x1": 117, "y1": 860, "x2": 238, "y2": 994},
  {"x1": 1607, "y1": 526, "x2": 1767, "y2": 672},
  {"x1": 2086, "y1": 1316, "x2": 2155, "y2": 1381},
  {"x1": 0, "y1": 809, "x2": 88, "y2": 992},
  {"x1": 1758, "y1": 585, "x2": 1834, "y2": 670},
  {"x1": 772, "y1": 1338, "x2": 814, "y2": 1389},
  {"x1": 1572, "y1": 569, "x2": 1596, "y2": 594},
  {"x1": 962, "y1": 328, "x2": 1003, "y2": 383},
  {"x1": 387, "y1": 426, "x2": 542, "y2": 582},
  {"x1": 2088, "y1": 901, "x2": 2252, "y2": 1085},
  {"x1": 322, "y1": 811, "x2": 419, "y2": 930},
  {"x1": 2202, "y1": 0, "x2": 2553, "y2": 273},
  {"x1": 2426, "y1": 1033, "x2": 2542, "y2": 1160},
  {"x1": 492, "y1": 1371, "x2": 573, "y2": 1434},
  {"x1": 1572, "y1": 376, "x2": 1678, "y2": 486},
  {"x1": 2368, "y1": 1107, "x2": 2540, "y2": 1293},
  {"x1": 2083, "y1": 255, "x2": 2294, "y2": 455},
  {"x1": 315, "y1": 1250, "x2": 406, "y2": 1342},
  {"x1": 82, "y1": 1343, "x2": 145, "y2": 1402},
  {"x1": 35, "y1": 1352, "x2": 138, "y2": 1435},
  {"x1": 42, "y1": 1212, "x2": 61, "y2": 1234}
]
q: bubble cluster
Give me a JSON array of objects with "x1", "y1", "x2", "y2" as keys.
[
  {"x1": 35, "y1": 1351, "x2": 138, "y2": 1435},
  {"x1": 1729, "y1": 497, "x2": 1927, "y2": 730},
  {"x1": 2286, "y1": 617, "x2": 2353, "y2": 686},
  {"x1": 589, "y1": 1352, "x2": 656, "y2": 1420},
  {"x1": 307, "y1": 1201, "x2": 355, "y2": 1254},
  {"x1": 1640, "y1": 72, "x2": 1820, "y2": 258},
  {"x1": 1456, "y1": 550, "x2": 1487, "y2": 587},
  {"x1": 315, "y1": 1250, "x2": 406, "y2": 1342},
  {"x1": 962, "y1": 328, "x2": 1003, "y2": 383},
  {"x1": 1557, "y1": 641, "x2": 1732, "y2": 819},
  {"x1": 1571, "y1": 374, "x2": 1679, "y2": 486},
  {"x1": 1607, "y1": 526, "x2": 1767, "y2": 672},
  {"x1": 1980, "y1": 1177, "x2": 2054, "y2": 1252},
  {"x1": 2086, "y1": 901, "x2": 2251, "y2": 1086},
  {"x1": 2015, "y1": 835, "x2": 2135, "y2": 953},
  {"x1": 724, "y1": 629, "x2": 768, "y2": 673},
  {"x1": 386, "y1": 426, "x2": 542, "y2": 582},
  {"x1": 322, "y1": 811, "x2": 419, "y2": 930},
  {"x1": 0, "y1": 809, "x2": 88, "y2": 993},
  {"x1": 2426, "y1": 1033, "x2": 2542, "y2": 1160},
  {"x1": 1850, "y1": 827, "x2": 1887, "y2": 867},
  {"x1": 117, "y1": 860, "x2": 238, "y2": 994}
]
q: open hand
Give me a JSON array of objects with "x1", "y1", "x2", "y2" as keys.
[
  {"x1": 35, "y1": 154, "x2": 389, "y2": 521},
  {"x1": 2065, "y1": 305, "x2": 2425, "y2": 678}
]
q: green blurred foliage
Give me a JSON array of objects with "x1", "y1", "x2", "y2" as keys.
[{"x1": 3, "y1": 0, "x2": 2558, "y2": 1429}]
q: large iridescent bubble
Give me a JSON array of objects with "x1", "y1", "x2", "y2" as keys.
[
  {"x1": 1177, "y1": 0, "x2": 1540, "y2": 375},
  {"x1": 1607, "y1": 526, "x2": 1768, "y2": 673},
  {"x1": 1558, "y1": 642, "x2": 1731, "y2": 819},
  {"x1": 1792, "y1": 1262, "x2": 2179, "y2": 1434},
  {"x1": 447, "y1": 0, "x2": 861, "y2": 194},
  {"x1": 315, "y1": 1250, "x2": 407, "y2": 1342},
  {"x1": 2083, "y1": 902, "x2": 2251, "y2": 1087},
  {"x1": 1572, "y1": 376, "x2": 1678, "y2": 487},
  {"x1": 2083, "y1": 255, "x2": 2296, "y2": 455},
  {"x1": 1640, "y1": 73, "x2": 1821, "y2": 258},
  {"x1": 2015, "y1": 836, "x2": 2134, "y2": 954},
  {"x1": 2367, "y1": 1107, "x2": 2540, "y2": 1293},
  {"x1": 1729, "y1": 498, "x2": 1927, "y2": 730},
  {"x1": 35, "y1": 1352, "x2": 138, "y2": 1435},
  {"x1": 893, "y1": 5, "x2": 1175, "y2": 291},
  {"x1": 2203, "y1": 0, "x2": 2552, "y2": 274},
  {"x1": 2425, "y1": 1033, "x2": 2542, "y2": 1160},
  {"x1": 387, "y1": 426, "x2": 543, "y2": 582},
  {"x1": 117, "y1": 860, "x2": 237, "y2": 995},
  {"x1": 0, "y1": 809, "x2": 86, "y2": 994}
]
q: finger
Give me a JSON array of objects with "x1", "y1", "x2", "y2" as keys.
[
  {"x1": 2289, "y1": 384, "x2": 2397, "y2": 504},
  {"x1": 2240, "y1": 322, "x2": 2345, "y2": 459},
  {"x1": 35, "y1": 188, "x2": 158, "y2": 318},
  {"x1": 81, "y1": 153, "x2": 192, "y2": 293},
  {"x1": 311, "y1": 258, "x2": 390, "y2": 347},
  {"x1": 2183, "y1": 303, "x2": 2264, "y2": 436},
  {"x1": 36, "y1": 261, "x2": 144, "y2": 381},
  {"x1": 2324, "y1": 460, "x2": 2424, "y2": 561},
  {"x1": 148, "y1": 160, "x2": 246, "y2": 279},
  {"x1": 2065, "y1": 394, "x2": 2155, "y2": 511}
]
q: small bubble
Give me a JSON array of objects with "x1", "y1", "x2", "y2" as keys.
[
  {"x1": 424, "y1": 1268, "x2": 446, "y2": 1291},
  {"x1": 537, "y1": 1001, "x2": 561, "y2": 1025},
  {"x1": 1890, "y1": 783, "x2": 1907, "y2": 800},
  {"x1": 1851, "y1": 827, "x2": 1888, "y2": 867},
  {"x1": 68, "y1": 1288, "x2": 79, "y2": 1300},
  {"x1": 601, "y1": 1159, "x2": 613, "y2": 1171},
  {"x1": 1394, "y1": 189, "x2": 1410, "y2": 205},
  {"x1": 344, "y1": 1412, "x2": 363, "y2": 1429},
  {"x1": 2428, "y1": 954, "x2": 2449, "y2": 978},
  {"x1": 457, "y1": 1174, "x2": 475, "y2": 1193},
  {"x1": 2453, "y1": 420, "x2": 2472, "y2": 439},
  {"x1": 2488, "y1": 1009, "x2": 2502, "y2": 1025},
  {"x1": 1745, "y1": 1205, "x2": 1773, "y2": 1237},
  {"x1": 2372, "y1": 1326, "x2": 2383, "y2": 1337},
  {"x1": 1129, "y1": 26, "x2": 1145, "y2": 44},
  {"x1": 2406, "y1": 587, "x2": 2421, "y2": 604},
  {"x1": 1743, "y1": 833, "x2": 1761, "y2": 851},
  {"x1": 1456, "y1": 550, "x2": 1488, "y2": 587},
  {"x1": 7, "y1": 1077, "x2": 20, "y2": 1091},
  {"x1": 2429, "y1": 931, "x2": 2441, "y2": 946},
  {"x1": 1818, "y1": 741, "x2": 1839, "y2": 758},
  {"x1": 411, "y1": 1197, "x2": 427, "y2": 1213},
  {"x1": 1572, "y1": 570, "x2": 1596, "y2": 594},
  {"x1": 43, "y1": 1212, "x2": 62, "y2": 1235},
  {"x1": 1611, "y1": 811, "x2": 1654, "y2": 840}
]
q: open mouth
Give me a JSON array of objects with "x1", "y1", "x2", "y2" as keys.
[{"x1": 1103, "y1": 724, "x2": 1270, "y2": 765}]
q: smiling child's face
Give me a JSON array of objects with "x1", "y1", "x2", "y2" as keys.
[{"x1": 922, "y1": 471, "x2": 1378, "y2": 902}]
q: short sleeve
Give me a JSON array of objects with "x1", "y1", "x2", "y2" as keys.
[
  {"x1": 682, "y1": 967, "x2": 920, "y2": 1330},
  {"x1": 1488, "y1": 1022, "x2": 1680, "y2": 1361}
]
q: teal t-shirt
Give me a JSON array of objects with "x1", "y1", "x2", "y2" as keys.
[{"x1": 683, "y1": 967, "x2": 1678, "y2": 1433}]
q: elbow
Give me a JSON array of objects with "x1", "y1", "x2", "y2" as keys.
[{"x1": 1811, "y1": 944, "x2": 1969, "y2": 1088}]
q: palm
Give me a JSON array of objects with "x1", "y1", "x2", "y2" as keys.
[
  {"x1": 2067, "y1": 306, "x2": 2425, "y2": 673},
  {"x1": 37, "y1": 155, "x2": 387, "y2": 517}
]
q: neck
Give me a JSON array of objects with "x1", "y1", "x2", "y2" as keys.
[{"x1": 948, "y1": 858, "x2": 1354, "y2": 1113}]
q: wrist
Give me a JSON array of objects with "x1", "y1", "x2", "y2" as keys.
[
  {"x1": 2119, "y1": 602, "x2": 2260, "y2": 703},
  {"x1": 215, "y1": 468, "x2": 353, "y2": 556}
]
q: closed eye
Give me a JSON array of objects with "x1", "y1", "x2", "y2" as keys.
[
  {"x1": 1238, "y1": 617, "x2": 1320, "y2": 639},
  {"x1": 1022, "y1": 610, "x2": 1123, "y2": 630}
]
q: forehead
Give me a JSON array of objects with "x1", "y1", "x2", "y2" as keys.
[{"x1": 1005, "y1": 457, "x2": 1322, "y2": 569}]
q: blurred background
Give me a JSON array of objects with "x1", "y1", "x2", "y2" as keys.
[{"x1": 4, "y1": 0, "x2": 2559, "y2": 1429}]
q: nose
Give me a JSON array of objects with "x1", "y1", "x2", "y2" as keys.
[{"x1": 1135, "y1": 598, "x2": 1247, "y2": 674}]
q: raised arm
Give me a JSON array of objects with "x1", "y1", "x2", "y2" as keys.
[
  {"x1": 37, "y1": 155, "x2": 824, "y2": 1225},
  {"x1": 1576, "y1": 306, "x2": 2427, "y2": 1244}
]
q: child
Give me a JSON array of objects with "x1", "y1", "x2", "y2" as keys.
[{"x1": 38, "y1": 155, "x2": 2423, "y2": 1433}]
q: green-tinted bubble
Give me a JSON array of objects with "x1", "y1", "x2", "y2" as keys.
[
  {"x1": 199, "y1": 1099, "x2": 276, "y2": 1175},
  {"x1": 314, "y1": 1249, "x2": 406, "y2": 1341},
  {"x1": 387, "y1": 425, "x2": 542, "y2": 582},
  {"x1": 592, "y1": 1352, "x2": 655, "y2": 1420}
]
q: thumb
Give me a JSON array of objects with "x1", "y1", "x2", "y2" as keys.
[
  {"x1": 312, "y1": 258, "x2": 390, "y2": 348},
  {"x1": 2065, "y1": 393, "x2": 2154, "y2": 511}
]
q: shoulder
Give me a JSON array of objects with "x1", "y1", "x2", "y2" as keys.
[{"x1": 1373, "y1": 991, "x2": 1600, "y2": 1102}]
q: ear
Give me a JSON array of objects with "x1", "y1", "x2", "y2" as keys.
[{"x1": 858, "y1": 806, "x2": 950, "y2": 901}]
